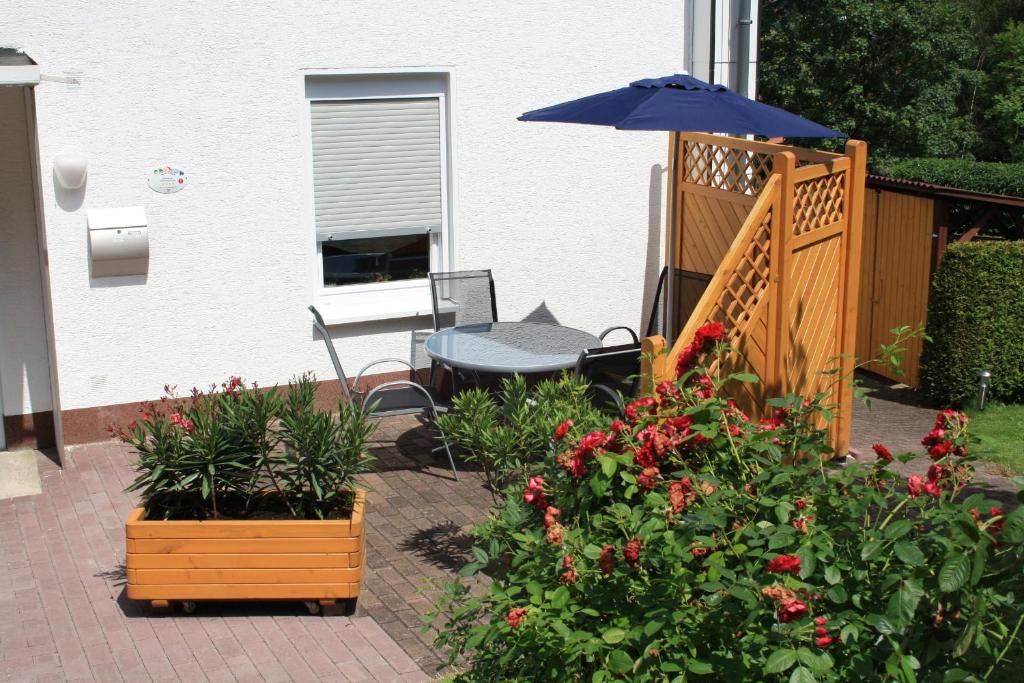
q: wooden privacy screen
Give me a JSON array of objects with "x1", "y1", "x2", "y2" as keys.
[
  {"x1": 643, "y1": 133, "x2": 868, "y2": 457},
  {"x1": 856, "y1": 189, "x2": 935, "y2": 387}
]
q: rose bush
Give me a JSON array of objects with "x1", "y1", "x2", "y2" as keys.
[{"x1": 431, "y1": 332, "x2": 1024, "y2": 682}]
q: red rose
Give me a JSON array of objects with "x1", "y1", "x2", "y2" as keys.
[
  {"x1": 907, "y1": 475, "x2": 923, "y2": 499},
  {"x1": 989, "y1": 507, "x2": 1006, "y2": 535},
  {"x1": 815, "y1": 626, "x2": 829, "y2": 636},
  {"x1": 523, "y1": 477, "x2": 548, "y2": 509},
  {"x1": 691, "y1": 546, "x2": 708, "y2": 558},
  {"x1": 872, "y1": 443, "x2": 893, "y2": 462},
  {"x1": 795, "y1": 498, "x2": 808, "y2": 510},
  {"x1": 599, "y1": 544, "x2": 616, "y2": 575},
  {"x1": 543, "y1": 506, "x2": 561, "y2": 530},
  {"x1": 922, "y1": 427, "x2": 945, "y2": 447},
  {"x1": 506, "y1": 607, "x2": 527, "y2": 628},
  {"x1": 766, "y1": 555, "x2": 801, "y2": 575},
  {"x1": 815, "y1": 635, "x2": 834, "y2": 648},
  {"x1": 814, "y1": 616, "x2": 828, "y2": 626},
  {"x1": 624, "y1": 397, "x2": 657, "y2": 424},
  {"x1": 778, "y1": 599, "x2": 808, "y2": 623},
  {"x1": 924, "y1": 481, "x2": 942, "y2": 498},
  {"x1": 668, "y1": 477, "x2": 692, "y2": 513},
  {"x1": 928, "y1": 441, "x2": 952, "y2": 460},
  {"x1": 578, "y1": 431, "x2": 608, "y2": 456},
  {"x1": 637, "y1": 466, "x2": 660, "y2": 492},
  {"x1": 624, "y1": 537, "x2": 641, "y2": 565},
  {"x1": 546, "y1": 524, "x2": 563, "y2": 545},
  {"x1": 655, "y1": 380, "x2": 681, "y2": 402},
  {"x1": 791, "y1": 516, "x2": 813, "y2": 534},
  {"x1": 609, "y1": 419, "x2": 626, "y2": 433},
  {"x1": 553, "y1": 419, "x2": 573, "y2": 442}
]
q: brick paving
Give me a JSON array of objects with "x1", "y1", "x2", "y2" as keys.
[
  {"x1": 0, "y1": 414, "x2": 495, "y2": 682},
  {"x1": 849, "y1": 372, "x2": 1018, "y2": 506}
]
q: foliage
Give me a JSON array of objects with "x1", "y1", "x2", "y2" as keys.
[
  {"x1": 920, "y1": 242, "x2": 1024, "y2": 406},
  {"x1": 759, "y1": 0, "x2": 979, "y2": 158},
  {"x1": 966, "y1": 403, "x2": 1024, "y2": 475},
  {"x1": 873, "y1": 157, "x2": 1024, "y2": 199},
  {"x1": 431, "y1": 337, "x2": 1024, "y2": 682},
  {"x1": 975, "y1": 20, "x2": 1024, "y2": 162},
  {"x1": 435, "y1": 374, "x2": 610, "y2": 492},
  {"x1": 118, "y1": 374, "x2": 374, "y2": 520}
]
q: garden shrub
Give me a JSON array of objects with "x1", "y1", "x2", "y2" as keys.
[
  {"x1": 920, "y1": 241, "x2": 1024, "y2": 407},
  {"x1": 115, "y1": 374, "x2": 375, "y2": 520},
  {"x1": 432, "y1": 326, "x2": 1024, "y2": 682},
  {"x1": 874, "y1": 158, "x2": 1024, "y2": 199},
  {"x1": 435, "y1": 374, "x2": 611, "y2": 492}
]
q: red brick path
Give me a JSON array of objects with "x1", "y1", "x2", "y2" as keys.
[{"x1": 0, "y1": 414, "x2": 494, "y2": 681}]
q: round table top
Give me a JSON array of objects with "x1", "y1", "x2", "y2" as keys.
[{"x1": 424, "y1": 322, "x2": 602, "y2": 374}]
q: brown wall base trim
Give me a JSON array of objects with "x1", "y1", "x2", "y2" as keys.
[
  {"x1": 3, "y1": 410, "x2": 56, "y2": 450},
  {"x1": 59, "y1": 370, "x2": 422, "y2": 446}
]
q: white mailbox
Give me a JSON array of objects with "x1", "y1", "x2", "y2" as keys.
[{"x1": 87, "y1": 206, "x2": 149, "y2": 278}]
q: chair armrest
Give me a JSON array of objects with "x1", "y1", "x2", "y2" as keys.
[
  {"x1": 363, "y1": 380, "x2": 439, "y2": 414},
  {"x1": 598, "y1": 326, "x2": 640, "y2": 345},
  {"x1": 353, "y1": 358, "x2": 423, "y2": 391},
  {"x1": 589, "y1": 383, "x2": 625, "y2": 416}
]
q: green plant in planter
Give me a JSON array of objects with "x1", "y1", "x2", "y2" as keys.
[
  {"x1": 431, "y1": 326, "x2": 1024, "y2": 682},
  {"x1": 119, "y1": 374, "x2": 374, "y2": 520},
  {"x1": 435, "y1": 374, "x2": 611, "y2": 492}
]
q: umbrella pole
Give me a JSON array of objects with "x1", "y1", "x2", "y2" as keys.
[{"x1": 665, "y1": 132, "x2": 681, "y2": 349}]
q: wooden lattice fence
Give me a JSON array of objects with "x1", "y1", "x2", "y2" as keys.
[{"x1": 643, "y1": 133, "x2": 868, "y2": 456}]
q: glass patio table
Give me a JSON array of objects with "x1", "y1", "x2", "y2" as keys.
[{"x1": 424, "y1": 322, "x2": 601, "y2": 374}]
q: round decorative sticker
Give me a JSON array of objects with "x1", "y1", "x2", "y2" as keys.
[{"x1": 148, "y1": 165, "x2": 188, "y2": 193}]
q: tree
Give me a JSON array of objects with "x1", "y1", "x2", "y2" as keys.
[
  {"x1": 976, "y1": 21, "x2": 1024, "y2": 161},
  {"x1": 758, "y1": 0, "x2": 979, "y2": 159}
]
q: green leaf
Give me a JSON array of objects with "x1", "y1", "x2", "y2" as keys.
[
  {"x1": 970, "y1": 545, "x2": 987, "y2": 586},
  {"x1": 824, "y1": 566, "x2": 841, "y2": 585},
  {"x1": 939, "y1": 555, "x2": 970, "y2": 592},
  {"x1": 550, "y1": 586, "x2": 570, "y2": 610},
  {"x1": 764, "y1": 649, "x2": 798, "y2": 674},
  {"x1": 606, "y1": 649, "x2": 633, "y2": 674},
  {"x1": 601, "y1": 627, "x2": 626, "y2": 644},
  {"x1": 583, "y1": 543, "x2": 604, "y2": 560},
  {"x1": 686, "y1": 659, "x2": 714, "y2": 675},
  {"x1": 644, "y1": 620, "x2": 664, "y2": 637},
  {"x1": 887, "y1": 578, "x2": 924, "y2": 626},
  {"x1": 893, "y1": 541, "x2": 925, "y2": 566},
  {"x1": 789, "y1": 666, "x2": 817, "y2": 683},
  {"x1": 797, "y1": 546, "x2": 816, "y2": 579},
  {"x1": 860, "y1": 539, "x2": 885, "y2": 561},
  {"x1": 728, "y1": 585, "x2": 758, "y2": 606},
  {"x1": 729, "y1": 372, "x2": 760, "y2": 384},
  {"x1": 884, "y1": 519, "x2": 914, "y2": 540},
  {"x1": 471, "y1": 546, "x2": 489, "y2": 564},
  {"x1": 599, "y1": 455, "x2": 617, "y2": 477}
]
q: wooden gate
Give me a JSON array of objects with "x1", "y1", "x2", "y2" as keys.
[
  {"x1": 855, "y1": 188, "x2": 935, "y2": 387},
  {"x1": 644, "y1": 133, "x2": 867, "y2": 456}
]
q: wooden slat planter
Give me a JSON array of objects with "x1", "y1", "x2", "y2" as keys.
[{"x1": 125, "y1": 490, "x2": 365, "y2": 612}]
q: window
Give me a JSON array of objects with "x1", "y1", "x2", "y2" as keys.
[{"x1": 310, "y1": 84, "x2": 448, "y2": 293}]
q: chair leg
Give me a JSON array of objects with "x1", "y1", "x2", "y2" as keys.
[{"x1": 430, "y1": 413, "x2": 458, "y2": 481}]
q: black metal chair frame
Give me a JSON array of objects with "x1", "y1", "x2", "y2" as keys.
[
  {"x1": 572, "y1": 343, "x2": 644, "y2": 416},
  {"x1": 309, "y1": 305, "x2": 458, "y2": 480}
]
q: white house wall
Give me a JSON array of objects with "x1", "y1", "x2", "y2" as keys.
[{"x1": 3, "y1": 1, "x2": 683, "y2": 415}]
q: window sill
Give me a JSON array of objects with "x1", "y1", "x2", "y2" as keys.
[{"x1": 313, "y1": 287, "x2": 455, "y2": 326}]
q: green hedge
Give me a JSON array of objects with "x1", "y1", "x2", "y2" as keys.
[
  {"x1": 874, "y1": 157, "x2": 1024, "y2": 198},
  {"x1": 920, "y1": 241, "x2": 1024, "y2": 406}
]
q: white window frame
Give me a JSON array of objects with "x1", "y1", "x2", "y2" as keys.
[{"x1": 300, "y1": 68, "x2": 456, "y2": 324}]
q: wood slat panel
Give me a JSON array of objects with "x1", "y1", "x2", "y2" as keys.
[
  {"x1": 127, "y1": 568, "x2": 363, "y2": 585},
  {"x1": 125, "y1": 582, "x2": 360, "y2": 600},
  {"x1": 127, "y1": 537, "x2": 362, "y2": 554},
  {"x1": 126, "y1": 553, "x2": 359, "y2": 569}
]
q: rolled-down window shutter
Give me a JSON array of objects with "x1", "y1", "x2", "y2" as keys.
[{"x1": 311, "y1": 98, "x2": 442, "y2": 242}]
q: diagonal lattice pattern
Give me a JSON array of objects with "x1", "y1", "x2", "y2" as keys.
[
  {"x1": 793, "y1": 172, "x2": 845, "y2": 235},
  {"x1": 704, "y1": 209, "x2": 773, "y2": 344},
  {"x1": 682, "y1": 141, "x2": 774, "y2": 196}
]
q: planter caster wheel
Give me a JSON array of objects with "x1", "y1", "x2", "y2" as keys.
[
  {"x1": 180, "y1": 600, "x2": 198, "y2": 614},
  {"x1": 304, "y1": 600, "x2": 323, "y2": 615}
]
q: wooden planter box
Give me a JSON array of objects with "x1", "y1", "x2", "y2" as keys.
[{"x1": 125, "y1": 490, "x2": 365, "y2": 612}]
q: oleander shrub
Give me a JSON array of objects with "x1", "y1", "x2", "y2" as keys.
[
  {"x1": 115, "y1": 374, "x2": 374, "y2": 520},
  {"x1": 432, "y1": 326, "x2": 1024, "y2": 682},
  {"x1": 920, "y1": 241, "x2": 1024, "y2": 407}
]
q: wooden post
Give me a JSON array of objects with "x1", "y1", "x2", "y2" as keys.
[
  {"x1": 640, "y1": 335, "x2": 668, "y2": 394},
  {"x1": 768, "y1": 152, "x2": 797, "y2": 398},
  {"x1": 837, "y1": 140, "x2": 869, "y2": 457},
  {"x1": 931, "y1": 199, "x2": 949, "y2": 274}
]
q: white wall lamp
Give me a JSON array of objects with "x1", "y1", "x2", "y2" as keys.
[{"x1": 53, "y1": 153, "x2": 88, "y2": 190}]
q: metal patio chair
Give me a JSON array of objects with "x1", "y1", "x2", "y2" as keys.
[
  {"x1": 427, "y1": 269, "x2": 499, "y2": 389},
  {"x1": 596, "y1": 266, "x2": 714, "y2": 347},
  {"x1": 573, "y1": 343, "x2": 643, "y2": 415},
  {"x1": 309, "y1": 305, "x2": 458, "y2": 480}
]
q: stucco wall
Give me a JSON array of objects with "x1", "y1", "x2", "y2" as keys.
[
  {"x1": 3, "y1": 1, "x2": 683, "y2": 412},
  {"x1": 0, "y1": 87, "x2": 52, "y2": 417}
]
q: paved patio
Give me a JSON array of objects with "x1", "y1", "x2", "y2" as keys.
[
  {"x1": 3, "y1": 379, "x2": 1018, "y2": 683},
  {"x1": 0, "y1": 414, "x2": 493, "y2": 682}
]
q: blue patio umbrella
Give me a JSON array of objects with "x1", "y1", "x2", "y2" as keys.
[{"x1": 519, "y1": 74, "x2": 844, "y2": 344}]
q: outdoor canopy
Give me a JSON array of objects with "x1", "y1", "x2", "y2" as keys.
[
  {"x1": 518, "y1": 73, "x2": 844, "y2": 138},
  {"x1": 518, "y1": 73, "x2": 845, "y2": 345}
]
